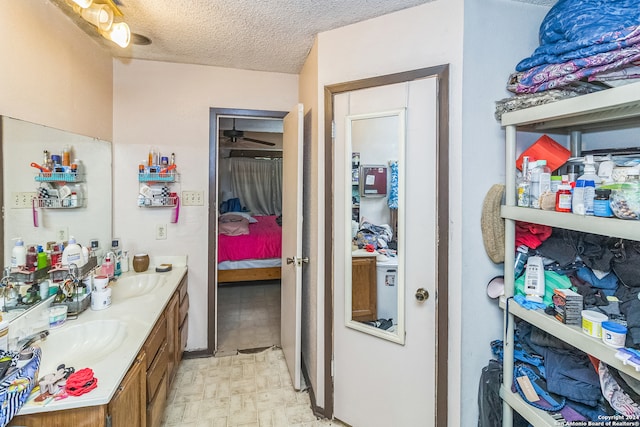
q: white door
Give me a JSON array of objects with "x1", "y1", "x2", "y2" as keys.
[
  {"x1": 333, "y1": 78, "x2": 438, "y2": 426},
  {"x1": 281, "y1": 103, "x2": 304, "y2": 390}
]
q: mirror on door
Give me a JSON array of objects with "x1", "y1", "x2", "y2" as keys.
[{"x1": 344, "y1": 109, "x2": 405, "y2": 344}]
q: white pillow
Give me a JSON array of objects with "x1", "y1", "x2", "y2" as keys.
[{"x1": 220, "y1": 211, "x2": 257, "y2": 223}]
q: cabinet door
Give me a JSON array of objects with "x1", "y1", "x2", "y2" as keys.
[
  {"x1": 109, "y1": 352, "x2": 146, "y2": 427},
  {"x1": 351, "y1": 256, "x2": 377, "y2": 322},
  {"x1": 166, "y1": 291, "x2": 180, "y2": 388}
]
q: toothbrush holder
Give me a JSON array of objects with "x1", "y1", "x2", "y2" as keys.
[{"x1": 132, "y1": 254, "x2": 150, "y2": 273}]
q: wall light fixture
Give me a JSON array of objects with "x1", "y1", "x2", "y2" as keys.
[{"x1": 66, "y1": 0, "x2": 131, "y2": 48}]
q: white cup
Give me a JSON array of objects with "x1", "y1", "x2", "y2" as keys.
[
  {"x1": 91, "y1": 288, "x2": 111, "y2": 311},
  {"x1": 93, "y1": 275, "x2": 109, "y2": 291},
  {"x1": 39, "y1": 280, "x2": 50, "y2": 300}
]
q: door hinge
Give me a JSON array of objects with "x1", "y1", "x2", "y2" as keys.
[
  {"x1": 331, "y1": 120, "x2": 335, "y2": 139},
  {"x1": 331, "y1": 356, "x2": 335, "y2": 377},
  {"x1": 105, "y1": 414, "x2": 112, "y2": 427}
]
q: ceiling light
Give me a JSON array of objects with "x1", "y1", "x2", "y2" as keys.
[
  {"x1": 99, "y1": 22, "x2": 131, "y2": 48},
  {"x1": 77, "y1": 3, "x2": 113, "y2": 31}
]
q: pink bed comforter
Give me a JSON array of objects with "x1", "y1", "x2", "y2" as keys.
[{"x1": 217, "y1": 215, "x2": 282, "y2": 262}]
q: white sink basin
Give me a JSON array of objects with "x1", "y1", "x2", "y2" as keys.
[
  {"x1": 39, "y1": 319, "x2": 128, "y2": 373},
  {"x1": 111, "y1": 273, "x2": 166, "y2": 299}
]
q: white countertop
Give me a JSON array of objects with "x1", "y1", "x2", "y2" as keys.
[{"x1": 16, "y1": 258, "x2": 187, "y2": 415}]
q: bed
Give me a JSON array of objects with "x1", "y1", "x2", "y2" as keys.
[{"x1": 217, "y1": 214, "x2": 282, "y2": 283}]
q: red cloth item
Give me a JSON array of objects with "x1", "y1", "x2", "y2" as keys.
[
  {"x1": 65, "y1": 368, "x2": 98, "y2": 396},
  {"x1": 515, "y1": 221, "x2": 552, "y2": 249}
]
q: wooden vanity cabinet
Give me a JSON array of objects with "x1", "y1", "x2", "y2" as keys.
[
  {"x1": 109, "y1": 351, "x2": 146, "y2": 427},
  {"x1": 351, "y1": 256, "x2": 377, "y2": 322},
  {"x1": 178, "y1": 276, "x2": 189, "y2": 355},
  {"x1": 144, "y1": 314, "x2": 168, "y2": 427}
]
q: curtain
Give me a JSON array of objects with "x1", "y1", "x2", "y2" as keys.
[{"x1": 230, "y1": 157, "x2": 282, "y2": 215}]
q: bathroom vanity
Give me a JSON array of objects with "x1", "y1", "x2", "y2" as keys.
[{"x1": 7, "y1": 263, "x2": 189, "y2": 427}]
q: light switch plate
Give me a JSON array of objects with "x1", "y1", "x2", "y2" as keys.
[{"x1": 182, "y1": 190, "x2": 204, "y2": 206}]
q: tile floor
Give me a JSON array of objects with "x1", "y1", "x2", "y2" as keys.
[
  {"x1": 216, "y1": 281, "x2": 281, "y2": 357},
  {"x1": 161, "y1": 347, "x2": 345, "y2": 427}
]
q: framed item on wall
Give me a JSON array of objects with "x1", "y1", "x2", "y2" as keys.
[{"x1": 360, "y1": 165, "x2": 387, "y2": 197}]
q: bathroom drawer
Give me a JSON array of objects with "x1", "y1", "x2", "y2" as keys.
[
  {"x1": 146, "y1": 341, "x2": 168, "y2": 400},
  {"x1": 179, "y1": 294, "x2": 189, "y2": 325},
  {"x1": 146, "y1": 373, "x2": 167, "y2": 427},
  {"x1": 144, "y1": 314, "x2": 167, "y2": 368}
]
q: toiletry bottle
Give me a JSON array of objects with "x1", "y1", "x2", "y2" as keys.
[
  {"x1": 524, "y1": 256, "x2": 545, "y2": 303},
  {"x1": 61, "y1": 236, "x2": 83, "y2": 267},
  {"x1": 62, "y1": 145, "x2": 70, "y2": 167},
  {"x1": 11, "y1": 238, "x2": 26, "y2": 269},
  {"x1": 121, "y1": 251, "x2": 130, "y2": 273},
  {"x1": 529, "y1": 160, "x2": 551, "y2": 209},
  {"x1": 36, "y1": 245, "x2": 48, "y2": 270},
  {"x1": 111, "y1": 238, "x2": 122, "y2": 277},
  {"x1": 102, "y1": 254, "x2": 115, "y2": 278},
  {"x1": 26, "y1": 246, "x2": 37, "y2": 272},
  {"x1": 517, "y1": 156, "x2": 530, "y2": 207},
  {"x1": 572, "y1": 180, "x2": 586, "y2": 215}
]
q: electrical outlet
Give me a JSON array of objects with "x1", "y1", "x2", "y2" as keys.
[
  {"x1": 156, "y1": 224, "x2": 167, "y2": 240},
  {"x1": 182, "y1": 190, "x2": 204, "y2": 206},
  {"x1": 11, "y1": 192, "x2": 37, "y2": 209},
  {"x1": 56, "y1": 227, "x2": 68, "y2": 242}
]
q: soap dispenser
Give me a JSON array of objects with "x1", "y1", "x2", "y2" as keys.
[
  {"x1": 61, "y1": 236, "x2": 84, "y2": 267},
  {"x1": 102, "y1": 253, "x2": 115, "y2": 278},
  {"x1": 10, "y1": 238, "x2": 26, "y2": 269}
]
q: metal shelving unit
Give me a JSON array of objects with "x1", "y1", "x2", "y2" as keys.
[{"x1": 500, "y1": 80, "x2": 640, "y2": 427}]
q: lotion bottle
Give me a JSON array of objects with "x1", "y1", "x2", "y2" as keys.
[
  {"x1": 61, "y1": 236, "x2": 84, "y2": 267},
  {"x1": 10, "y1": 238, "x2": 26, "y2": 269},
  {"x1": 524, "y1": 256, "x2": 545, "y2": 303}
]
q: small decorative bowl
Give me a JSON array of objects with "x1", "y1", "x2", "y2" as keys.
[{"x1": 132, "y1": 253, "x2": 150, "y2": 273}]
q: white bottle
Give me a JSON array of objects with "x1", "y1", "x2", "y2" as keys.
[
  {"x1": 572, "y1": 180, "x2": 587, "y2": 215},
  {"x1": 576, "y1": 155, "x2": 601, "y2": 216},
  {"x1": 61, "y1": 236, "x2": 85, "y2": 267},
  {"x1": 11, "y1": 238, "x2": 26, "y2": 269},
  {"x1": 524, "y1": 256, "x2": 545, "y2": 303},
  {"x1": 529, "y1": 160, "x2": 551, "y2": 209}
]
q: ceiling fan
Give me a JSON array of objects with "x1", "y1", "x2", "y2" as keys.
[{"x1": 221, "y1": 118, "x2": 276, "y2": 146}]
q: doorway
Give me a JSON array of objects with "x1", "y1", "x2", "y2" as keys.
[
  {"x1": 207, "y1": 108, "x2": 287, "y2": 356},
  {"x1": 324, "y1": 66, "x2": 449, "y2": 424}
]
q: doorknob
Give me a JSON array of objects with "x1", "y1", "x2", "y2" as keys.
[
  {"x1": 286, "y1": 256, "x2": 309, "y2": 266},
  {"x1": 415, "y1": 288, "x2": 429, "y2": 302}
]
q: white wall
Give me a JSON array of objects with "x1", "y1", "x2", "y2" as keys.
[
  {"x1": 112, "y1": 59, "x2": 298, "y2": 350},
  {"x1": 0, "y1": 0, "x2": 113, "y2": 140},
  {"x1": 317, "y1": 1, "x2": 465, "y2": 421},
  {"x1": 461, "y1": 0, "x2": 550, "y2": 425}
]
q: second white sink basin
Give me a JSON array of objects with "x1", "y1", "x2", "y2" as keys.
[
  {"x1": 39, "y1": 319, "x2": 128, "y2": 373},
  {"x1": 111, "y1": 273, "x2": 166, "y2": 299}
]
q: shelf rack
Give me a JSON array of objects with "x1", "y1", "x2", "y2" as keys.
[{"x1": 500, "y1": 80, "x2": 640, "y2": 427}]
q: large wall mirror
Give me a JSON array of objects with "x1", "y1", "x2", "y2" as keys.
[
  {"x1": 345, "y1": 109, "x2": 405, "y2": 344},
  {"x1": 1, "y1": 116, "x2": 112, "y2": 313}
]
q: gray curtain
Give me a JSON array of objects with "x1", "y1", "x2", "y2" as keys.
[{"x1": 230, "y1": 157, "x2": 282, "y2": 215}]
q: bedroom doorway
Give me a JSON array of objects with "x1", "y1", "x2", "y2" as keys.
[{"x1": 208, "y1": 108, "x2": 288, "y2": 357}]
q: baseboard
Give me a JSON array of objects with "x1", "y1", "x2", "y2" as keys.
[{"x1": 182, "y1": 349, "x2": 213, "y2": 359}]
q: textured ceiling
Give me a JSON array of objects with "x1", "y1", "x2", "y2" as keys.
[{"x1": 90, "y1": 0, "x2": 438, "y2": 74}]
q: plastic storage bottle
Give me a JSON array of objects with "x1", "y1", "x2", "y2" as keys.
[
  {"x1": 529, "y1": 160, "x2": 551, "y2": 209},
  {"x1": 517, "y1": 156, "x2": 530, "y2": 207},
  {"x1": 102, "y1": 254, "x2": 115, "y2": 278},
  {"x1": 524, "y1": 256, "x2": 545, "y2": 303},
  {"x1": 573, "y1": 155, "x2": 601, "y2": 215},
  {"x1": 61, "y1": 236, "x2": 84, "y2": 267},
  {"x1": 555, "y1": 184, "x2": 572, "y2": 212},
  {"x1": 62, "y1": 145, "x2": 71, "y2": 167},
  {"x1": 26, "y1": 246, "x2": 37, "y2": 272},
  {"x1": 10, "y1": 238, "x2": 26, "y2": 269},
  {"x1": 593, "y1": 188, "x2": 613, "y2": 217},
  {"x1": 37, "y1": 245, "x2": 48, "y2": 270}
]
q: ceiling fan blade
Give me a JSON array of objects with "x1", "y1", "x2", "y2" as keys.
[{"x1": 242, "y1": 137, "x2": 276, "y2": 147}]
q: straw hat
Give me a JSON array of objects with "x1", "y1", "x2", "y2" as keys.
[{"x1": 481, "y1": 184, "x2": 505, "y2": 264}]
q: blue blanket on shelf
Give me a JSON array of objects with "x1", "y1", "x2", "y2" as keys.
[{"x1": 517, "y1": 0, "x2": 640, "y2": 71}]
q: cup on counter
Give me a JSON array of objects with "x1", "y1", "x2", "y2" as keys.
[
  {"x1": 93, "y1": 275, "x2": 109, "y2": 292},
  {"x1": 48, "y1": 306, "x2": 67, "y2": 328},
  {"x1": 39, "y1": 280, "x2": 50, "y2": 300},
  {"x1": 91, "y1": 288, "x2": 112, "y2": 311},
  {"x1": 132, "y1": 253, "x2": 150, "y2": 273}
]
